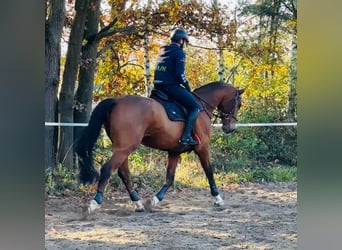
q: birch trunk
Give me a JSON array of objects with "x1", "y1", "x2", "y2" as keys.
[{"x1": 212, "y1": 0, "x2": 224, "y2": 82}]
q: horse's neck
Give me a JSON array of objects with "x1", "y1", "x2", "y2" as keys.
[{"x1": 196, "y1": 90, "x2": 222, "y2": 112}]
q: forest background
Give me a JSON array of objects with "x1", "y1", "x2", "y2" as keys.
[{"x1": 45, "y1": 0, "x2": 297, "y2": 192}]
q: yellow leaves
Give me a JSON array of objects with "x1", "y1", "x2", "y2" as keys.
[
  {"x1": 186, "y1": 46, "x2": 218, "y2": 85},
  {"x1": 276, "y1": 64, "x2": 289, "y2": 76},
  {"x1": 92, "y1": 0, "x2": 293, "y2": 124},
  {"x1": 169, "y1": 0, "x2": 181, "y2": 15}
]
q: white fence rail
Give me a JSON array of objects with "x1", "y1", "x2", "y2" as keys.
[{"x1": 45, "y1": 122, "x2": 297, "y2": 127}]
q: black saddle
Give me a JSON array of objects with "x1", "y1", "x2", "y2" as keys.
[{"x1": 150, "y1": 88, "x2": 187, "y2": 121}]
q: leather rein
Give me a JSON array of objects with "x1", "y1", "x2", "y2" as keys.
[{"x1": 193, "y1": 89, "x2": 240, "y2": 123}]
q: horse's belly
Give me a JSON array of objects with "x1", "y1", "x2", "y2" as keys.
[{"x1": 141, "y1": 135, "x2": 179, "y2": 151}]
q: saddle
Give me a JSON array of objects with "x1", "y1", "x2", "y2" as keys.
[{"x1": 149, "y1": 88, "x2": 187, "y2": 121}]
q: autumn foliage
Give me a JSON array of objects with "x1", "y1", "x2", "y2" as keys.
[{"x1": 45, "y1": 0, "x2": 297, "y2": 169}]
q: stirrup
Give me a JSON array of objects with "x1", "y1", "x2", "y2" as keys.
[{"x1": 179, "y1": 137, "x2": 198, "y2": 145}]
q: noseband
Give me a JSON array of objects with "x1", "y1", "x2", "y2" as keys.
[{"x1": 218, "y1": 109, "x2": 237, "y2": 121}]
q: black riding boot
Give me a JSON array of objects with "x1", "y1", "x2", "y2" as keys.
[{"x1": 179, "y1": 108, "x2": 200, "y2": 145}]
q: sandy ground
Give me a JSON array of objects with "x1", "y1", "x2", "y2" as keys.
[{"x1": 45, "y1": 182, "x2": 297, "y2": 249}]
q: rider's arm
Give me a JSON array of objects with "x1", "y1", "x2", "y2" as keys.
[{"x1": 175, "y1": 51, "x2": 191, "y2": 91}]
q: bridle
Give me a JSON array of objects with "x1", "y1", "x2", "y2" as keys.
[
  {"x1": 217, "y1": 88, "x2": 240, "y2": 122},
  {"x1": 193, "y1": 89, "x2": 241, "y2": 123}
]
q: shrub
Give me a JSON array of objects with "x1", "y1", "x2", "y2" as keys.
[{"x1": 45, "y1": 164, "x2": 78, "y2": 195}]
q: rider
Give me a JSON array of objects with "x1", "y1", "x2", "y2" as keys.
[{"x1": 153, "y1": 28, "x2": 201, "y2": 146}]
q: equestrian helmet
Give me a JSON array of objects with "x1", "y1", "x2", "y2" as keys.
[{"x1": 170, "y1": 29, "x2": 189, "y2": 43}]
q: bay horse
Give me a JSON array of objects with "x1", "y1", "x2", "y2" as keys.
[{"x1": 76, "y1": 81, "x2": 244, "y2": 213}]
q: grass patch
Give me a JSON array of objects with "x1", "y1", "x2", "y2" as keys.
[{"x1": 271, "y1": 166, "x2": 297, "y2": 182}]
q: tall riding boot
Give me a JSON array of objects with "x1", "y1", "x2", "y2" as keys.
[{"x1": 179, "y1": 108, "x2": 200, "y2": 145}]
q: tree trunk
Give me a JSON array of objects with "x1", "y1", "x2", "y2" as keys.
[
  {"x1": 217, "y1": 47, "x2": 224, "y2": 82},
  {"x1": 287, "y1": 25, "x2": 297, "y2": 121},
  {"x1": 143, "y1": 0, "x2": 153, "y2": 96},
  {"x1": 287, "y1": 0, "x2": 297, "y2": 122},
  {"x1": 212, "y1": 0, "x2": 224, "y2": 82},
  {"x1": 74, "y1": 0, "x2": 101, "y2": 142},
  {"x1": 58, "y1": 0, "x2": 89, "y2": 168},
  {"x1": 45, "y1": 0, "x2": 65, "y2": 169},
  {"x1": 268, "y1": 0, "x2": 281, "y2": 77},
  {"x1": 143, "y1": 33, "x2": 153, "y2": 96}
]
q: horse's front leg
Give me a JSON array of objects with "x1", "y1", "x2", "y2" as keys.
[
  {"x1": 118, "y1": 159, "x2": 145, "y2": 212},
  {"x1": 152, "y1": 153, "x2": 180, "y2": 207},
  {"x1": 195, "y1": 146, "x2": 224, "y2": 206}
]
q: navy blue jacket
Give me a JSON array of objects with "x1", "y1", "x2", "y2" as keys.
[{"x1": 153, "y1": 43, "x2": 190, "y2": 89}]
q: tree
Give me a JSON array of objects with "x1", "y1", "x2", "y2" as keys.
[
  {"x1": 58, "y1": 0, "x2": 89, "y2": 167},
  {"x1": 238, "y1": 0, "x2": 297, "y2": 121},
  {"x1": 58, "y1": 0, "x2": 140, "y2": 167},
  {"x1": 73, "y1": 0, "x2": 139, "y2": 129},
  {"x1": 142, "y1": 0, "x2": 153, "y2": 96},
  {"x1": 74, "y1": 0, "x2": 101, "y2": 142},
  {"x1": 212, "y1": 0, "x2": 224, "y2": 82},
  {"x1": 93, "y1": 0, "x2": 238, "y2": 99},
  {"x1": 45, "y1": 0, "x2": 65, "y2": 169},
  {"x1": 284, "y1": 0, "x2": 297, "y2": 121}
]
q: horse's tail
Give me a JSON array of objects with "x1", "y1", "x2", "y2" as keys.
[{"x1": 76, "y1": 98, "x2": 117, "y2": 185}]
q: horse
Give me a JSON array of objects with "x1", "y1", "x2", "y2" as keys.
[{"x1": 76, "y1": 81, "x2": 244, "y2": 213}]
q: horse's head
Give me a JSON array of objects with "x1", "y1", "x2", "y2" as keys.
[
  {"x1": 218, "y1": 87, "x2": 245, "y2": 133},
  {"x1": 193, "y1": 82, "x2": 245, "y2": 133}
]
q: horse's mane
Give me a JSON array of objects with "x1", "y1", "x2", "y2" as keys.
[{"x1": 194, "y1": 81, "x2": 232, "y2": 93}]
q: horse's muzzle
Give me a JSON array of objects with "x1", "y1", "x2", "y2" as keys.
[
  {"x1": 222, "y1": 126, "x2": 235, "y2": 134},
  {"x1": 225, "y1": 128, "x2": 235, "y2": 134}
]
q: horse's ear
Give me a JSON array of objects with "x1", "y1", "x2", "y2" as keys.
[{"x1": 238, "y1": 88, "x2": 245, "y2": 95}]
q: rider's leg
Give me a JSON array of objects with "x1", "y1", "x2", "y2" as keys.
[
  {"x1": 179, "y1": 107, "x2": 200, "y2": 145},
  {"x1": 154, "y1": 84, "x2": 201, "y2": 145}
]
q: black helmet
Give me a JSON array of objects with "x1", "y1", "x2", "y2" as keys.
[{"x1": 170, "y1": 29, "x2": 189, "y2": 43}]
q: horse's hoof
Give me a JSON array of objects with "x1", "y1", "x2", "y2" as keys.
[
  {"x1": 88, "y1": 199, "x2": 101, "y2": 214},
  {"x1": 151, "y1": 196, "x2": 160, "y2": 207},
  {"x1": 144, "y1": 198, "x2": 153, "y2": 213},
  {"x1": 135, "y1": 207, "x2": 145, "y2": 212},
  {"x1": 214, "y1": 195, "x2": 224, "y2": 206},
  {"x1": 214, "y1": 201, "x2": 224, "y2": 206},
  {"x1": 134, "y1": 200, "x2": 145, "y2": 212}
]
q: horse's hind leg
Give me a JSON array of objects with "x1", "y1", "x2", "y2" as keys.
[
  {"x1": 118, "y1": 159, "x2": 145, "y2": 212},
  {"x1": 87, "y1": 160, "x2": 111, "y2": 213},
  {"x1": 151, "y1": 153, "x2": 180, "y2": 207},
  {"x1": 88, "y1": 151, "x2": 128, "y2": 213}
]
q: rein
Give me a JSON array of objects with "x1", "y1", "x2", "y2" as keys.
[
  {"x1": 193, "y1": 92, "x2": 215, "y2": 119},
  {"x1": 193, "y1": 89, "x2": 240, "y2": 122}
]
